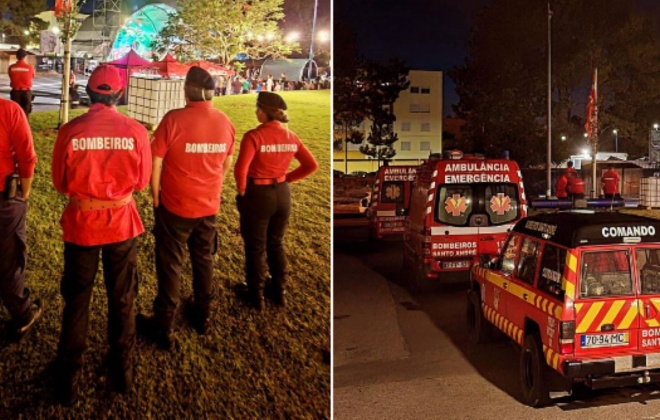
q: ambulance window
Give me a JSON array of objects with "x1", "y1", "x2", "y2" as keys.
[
  {"x1": 580, "y1": 250, "x2": 633, "y2": 298},
  {"x1": 501, "y1": 235, "x2": 519, "y2": 276},
  {"x1": 516, "y1": 237, "x2": 539, "y2": 284},
  {"x1": 381, "y1": 181, "x2": 405, "y2": 204},
  {"x1": 538, "y1": 244, "x2": 566, "y2": 300},
  {"x1": 437, "y1": 185, "x2": 473, "y2": 226},
  {"x1": 485, "y1": 184, "x2": 519, "y2": 225},
  {"x1": 636, "y1": 248, "x2": 660, "y2": 294}
]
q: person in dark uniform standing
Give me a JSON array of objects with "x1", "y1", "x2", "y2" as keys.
[
  {"x1": 137, "y1": 67, "x2": 235, "y2": 349},
  {"x1": 234, "y1": 92, "x2": 319, "y2": 310},
  {"x1": 0, "y1": 96, "x2": 43, "y2": 339},
  {"x1": 8, "y1": 48, "x2": 35, "y2": 116},
  {"x1": 51, "y1": 65, "x2": 152, "y2": 405}
]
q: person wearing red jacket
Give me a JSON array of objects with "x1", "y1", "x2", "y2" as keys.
[
  {"x1": 0, "y1": 96, "x2": 42, "y2": 340},
  {"x1": 51, "y1": 65, "x2": 152, "y2": 405},
  {"x1": 601, "y1": 166, "x2": 620, "y2": 198},
  {"x1": 555, "y1": 161, "x2": 576, "y2": 199},
  {"x1": 234, "y1": 92, "x2": 319, "y2": 310},
  {"x1": 8, "y1": 48, "x2": 35, "y2": 116},
  {"x1": 137, "y1": 67, "x2": 236, "y2": 349}
]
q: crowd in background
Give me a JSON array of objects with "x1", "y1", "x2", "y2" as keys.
[{"x1": 213, "y1": 68, "x2": 331, "y2": 96}]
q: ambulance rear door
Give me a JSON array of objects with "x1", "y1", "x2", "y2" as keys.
[{"x1": 573, "y1": 247, "x2": 640, "y2": 357}]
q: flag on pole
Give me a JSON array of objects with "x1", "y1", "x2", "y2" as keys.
[
  {"x1": 54, "y1": 0, "x2": 73, "y2": 18},
  {"x1": 585, "y1": 68, "x2": 598, "y2": 143}
]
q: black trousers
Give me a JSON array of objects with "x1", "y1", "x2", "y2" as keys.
[
  {"x1": 153, "y1": 205, "x2": 217, "y2": 331},
  {"x1": 57, "y1": 238, "x2": 138, "y2": 371},
  {"x1": 237, "y1": 182, "x2": 291, "y2": 291},
  {"x1": 0, "y1": 196, "x2": 30, "y2": 322},
  {"x1": 10, "y1": 89, "x2": 32, "y2": 116}
]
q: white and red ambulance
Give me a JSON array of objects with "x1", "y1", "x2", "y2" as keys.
[
  {"x1": 368, "y1": 165, "x2": 418, "y2": 239},
  {"x1": 403, "y1": 151, "x2": 527, "y2": 289}
]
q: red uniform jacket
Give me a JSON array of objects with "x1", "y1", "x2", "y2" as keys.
[
  {"x1": 8, "y1": 60, "x2": 35, "y2": 90},
  {"x1": 0, "y1": 98, "x2": 36, "y2": 191},
  {"x1": 151, "y1": 101, "x2": 236, "y2": 218},
  {"x1": 555, "y1": 174, "x2": 568, "y2": 198},
  {"x1": 234, "y1": 121, "x2": 318, "y2": 193},
  {"x1": 601, "y1": 169, "x2": 620, "y2": 195},
  {"x1": 52, "y1": 104, "x2": 152, "y2": 246}
]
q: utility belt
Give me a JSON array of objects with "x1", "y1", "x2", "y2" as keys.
[
  {"x1": 248, "y1": 176, "x2": 287, "y2": 186},
  {"x1": 69, "y1": 194, "x2": 133, "y2": 211},
  {"x1": 3, "y1": 173, "x2": 20, "y2": 200}
]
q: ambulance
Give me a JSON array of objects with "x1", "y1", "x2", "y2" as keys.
[
  {"x1": 469, "y1": 212, "x2": 660, "y2": 406},
  {"x1": 403, "y1": 151, "x2": 526, "y2": 289},
  {"x1": 368, "y1": 165, "x2": 418, "y2": 239}
]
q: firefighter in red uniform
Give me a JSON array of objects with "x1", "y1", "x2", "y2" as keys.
[
  {"x1": 555, "y1": 161, "x2": 575, "y2": 198},
  {"x1": 137, "y1": 67, "x2": 236, "y2": 348},
  {"x1": 234, "y1": 92, "x2": 319, "y2": 310},
  {"x1": 8, "y1": 48, "x2": 35, "y2": 116},
  {"x1": 51, "y1": 65, "x2": 152, "y2": 405},
  {"x1": 0, "y1": 96, "x2": 43, "y2": 339},
  {"x1": 601, "y1": 166, "x2": 620, "y2": 198}
]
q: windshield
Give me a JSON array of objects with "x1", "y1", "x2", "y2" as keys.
[
  {"x1": 436, "y1": 183, "x2": 519, "y2": 226},
  {"x1": 579, "y1": 250, "x2": 633, "y2": 298}
]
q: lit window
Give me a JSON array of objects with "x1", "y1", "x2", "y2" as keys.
[
  {"x1": 401, "y1": 141, "x2": 411, "y2": 151},
  {"x1": 421, "y1": 123, "x2": 430, "y2": 132},
  {"x1": 420, "y1": 141, "x2": 431, "y2": 151},
  {"x1": 410, "y1": 86, "x2": 420, "y2": 93},
  {"x1": 401, "y1": 122, "x2": 411, "y2": 131}
]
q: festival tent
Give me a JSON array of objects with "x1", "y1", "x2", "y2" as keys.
[
  {"x1": 138, "y1": 53, "x2": 191, "y2": 78},
  {"x1": 186, "y1": 60, "x2": 235, "y2": 76},
  {"x1": 104, "y1": 49, "x2": 152, "y2": 104}
]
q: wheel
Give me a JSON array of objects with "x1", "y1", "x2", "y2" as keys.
[
  {"x1": 520, "y1": 334, "x2": 552, "y2": 407},
  {"x1": 466, "y1": 291, "x2": 490, "y2": 344}
]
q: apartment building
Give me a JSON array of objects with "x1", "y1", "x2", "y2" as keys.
[{"x1": 334, "y1": 69, "x2": 443, "y2": 173}]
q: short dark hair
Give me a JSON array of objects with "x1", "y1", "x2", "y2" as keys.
[
  {"x1": 184, "y1": 84, "x2": 213, "y2": 102},
  {"x1": 567, "y1": 160, "x2": 574, "y2": 168},
  {"x1": 86, "y1": 86, "x2": 121, "y2": 106},
  {"x1": 16, "y1": 48, "x2": 27, "y2": 60}
]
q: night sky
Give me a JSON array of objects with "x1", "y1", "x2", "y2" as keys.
[{"x1": 335, "y1": 0, "x2": 660, "y2": 116}]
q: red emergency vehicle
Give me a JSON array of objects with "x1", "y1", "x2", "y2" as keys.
[
  {"x1": 469, "y1": 212, "x2": 660, "y2": 406},
  {"x1": 403, "y1": 151, "x2": 526, "y2": 289},
  {"x1": 368, "y1": 165, "x2": 418, "y2": 239}
]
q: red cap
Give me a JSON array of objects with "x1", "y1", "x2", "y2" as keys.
[{"x1": 87, "y1": 65, "x2": 122, "y2": 94}]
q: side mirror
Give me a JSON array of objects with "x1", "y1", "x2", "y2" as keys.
[{"x1": 479, "y1": 254, "x2": 491, "y2": 268}]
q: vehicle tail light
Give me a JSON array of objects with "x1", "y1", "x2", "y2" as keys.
[
  {"x1": 559, "y1": 321, "x2": 575, "y2": 354},
  {"x1": 423, "y1": 227, "x2": 432, "y2": 257}
]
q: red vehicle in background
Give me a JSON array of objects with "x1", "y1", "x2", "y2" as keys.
[
  {"x1": 368, "y1": 165, "x2": 418, "y2": 239},
  {"x1": 403, "y1": 151, "x2": 527, "y2": 290}
]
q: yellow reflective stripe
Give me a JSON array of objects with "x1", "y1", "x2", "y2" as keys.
[
  {"x1": 567, "y1": 252, "x2": 578, "y2": 272},
  {"x1": 652, "y1": 298, "x2": 660, "y2": 313},
  {"x1": 620, "y1": 300, "x2": 639, "y2": 329},
  {"x1": 601, "y1": 300, "x2": 625, "y2": 327},
  {"x1": 577, "y1": 301, "x2": 604, "y2": 333},
  {"x1": 646, "y1": 318, "x2": 660, "y2": 328},
  {"x1": 564, "y1": 278, "x2": 575, "y2": 301}
]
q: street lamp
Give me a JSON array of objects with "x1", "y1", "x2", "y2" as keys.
[
  {"x1": 654, "y1": 123, "x2": 659, "y2": 131},
  {"x1": 52, "y1": 26, "x2": 60, "y2": 35},
  {"x1": 613, "y1": 129, "x2": 618, "y2": 153},
  {"x1": 561, "y1": 135, "x2": 566, "y2": 142},
  {"x1": 317, "y1": 29, "x2": 330, "y2": 43},
  {"x1": 285, "y1": 31, "x2": 300, "y2": 43}
]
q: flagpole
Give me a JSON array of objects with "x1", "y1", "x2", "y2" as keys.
[
  {"x1": 591, "y1": 68, "x2": 598, "y2": 197},
  {"x1": 546, "y1": 2, "x2": 552, "y2": 197}
]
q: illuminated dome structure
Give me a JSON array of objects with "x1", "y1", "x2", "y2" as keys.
[{"x1": 110, "y1": 3, "x2": 176, "y2": 60}]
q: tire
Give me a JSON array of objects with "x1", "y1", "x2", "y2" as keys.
[
  {"x1": 520, "y1": 334, "x2": 552, "y2": 407},
  {"x1": 466, "y1": 291, "x2": 490, "y2": 344}
]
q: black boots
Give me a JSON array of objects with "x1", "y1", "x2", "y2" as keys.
[
  {"x1": 184, "y1": 297, "x2": 210, "y2": 335},
  {"x1": 235, "y1": 282, "x2": 265, "y2": 311},
  {"x1": 7, "y1": 299, "x2": 44, "y2": 341},
  {"x1": 55, "y1": 365, "x2": 80, "y2": 407},
  {"x1": 136, "y1": 314, "x2": 176, "y2": 351},
  {"x1": 264, "y1": 281, "x2": 286, "y2": 307}
]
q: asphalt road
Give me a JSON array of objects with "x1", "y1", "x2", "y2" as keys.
[
  {"x1": 333, "y1": 232, "x2": 660, "y2": 419},
  {"x1": 0, "y1": 72, "x2": 88, "y2": 112}
]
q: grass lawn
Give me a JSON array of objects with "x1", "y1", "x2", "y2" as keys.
[{"x1": 0, "y1": 90, "x2": 331, "y2": 417}]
